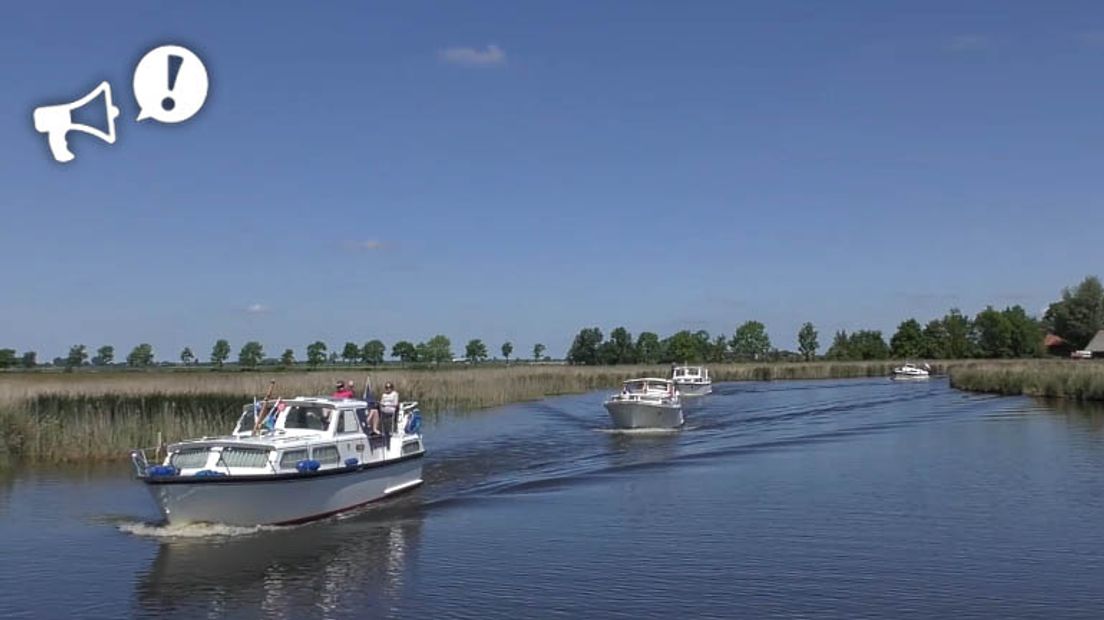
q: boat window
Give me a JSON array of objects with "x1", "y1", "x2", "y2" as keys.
[
  {"x1": 283, "y1": 406, "x2": 331, "y2": 431},
  {"x1": 402, "y1": 440, "x2": 422, "y2": 455},
  {"x1": 279, "y1": 449, "x2": 308, "y2": 470},
  {"x1": 220, "y1": 448, "x2": 269, "y2": 468},
  {"x1": 336, "y1": 409, "x2": 360, "y2": 434},
  {"x1": 170, "y1": 449, "x2": 209, "y2": 469},
  {"x1": 312, "y1": 445, "x2": 341, "y2": 465}
]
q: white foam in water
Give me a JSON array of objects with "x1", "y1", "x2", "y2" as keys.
[
  {"x1": 118, "y1": 520, "x2": 284, "y2": 539},
  {"x1": 594, "y1": 427, "x2": 684, "y2": 435}
]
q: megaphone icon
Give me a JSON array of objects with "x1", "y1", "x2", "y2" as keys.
[{"x1": 33, "y1": 81, "x2": 120, "y2": 163}]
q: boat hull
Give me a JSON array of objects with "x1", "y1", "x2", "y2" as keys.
[
  {"x1": 604, "y1": 401, "x2": 684, "y2": 429},
  {"x1": 675, "y1": 382, "x2": 712, "y2": 397},
  {"x1": 891, "y1": 373, "x2": 930, "y2": 381},
  {"x1": 143, "y1": 453, "x2": 424, "y2": 526}
]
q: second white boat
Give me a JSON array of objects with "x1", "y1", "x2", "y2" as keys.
[{"x1": 672, "y1": 365, "x2": 712, "y2": 396}]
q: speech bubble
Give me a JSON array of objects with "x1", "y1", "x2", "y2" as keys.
[{"x1": 133, "y1": 44, "x2": 209, "y2": 123}]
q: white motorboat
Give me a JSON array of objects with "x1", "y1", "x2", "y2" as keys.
[
  {"x1": 603, "y1": 378, "x2": 684, "y2": 429},
  {"x1": 130, "y1": 396, "x2": 425, "y2": 526},
  {"x1": 892, "y1": 362, "x2": 931, "y2": 380},
  {"x1": 672, "y1": 365, "x2": 712, "y2": 396}
]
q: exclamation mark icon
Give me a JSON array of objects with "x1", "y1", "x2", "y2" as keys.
[{"x1": 162, "y1": 54, "x2": 183, "y2": 112}]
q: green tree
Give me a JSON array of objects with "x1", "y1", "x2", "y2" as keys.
[
  {"x1": 425, "y1": 335, "x2": 453, "y2": 365},
  {"x1": 361, "y1": 340, "x2": 386, "y2": 365},
  {"x1": 942, "y1": 308, "x2": 977, "y2": 358},
  {"x1": 663, "y1": 330, "x2": 701, "y2": 363},
  {"x1": 392, "y1": 341, "x2": 417, "y2": 364},
  {"x1": 825, "y1": 330, "x2": 851, "y2": 360},
  {"x1": 890, "y1": 319, "x2": 924, "y2": 358},
  {"x1": 731, "y1": 321, "x2": 771, "y2": 361},
  {"x1": 1004, "y1": 305, "x2": 1042, "y2": 357},
  {"x1": 849, "y1": 330, "x2": 889, "y2": 360},
  {"x1": 797, "y1": 322, "x2": 819, "y2": 361},
  {"x1": 180, "y1": 347, "x2": 195, "y2": 365},
  {"x1": 532, "y1": 343, "x2": 546, "y2": 361},
  {"x1": 341, "y1": 342, "x2": 360, "y2": 365},
  {"x1": 608, "y1": 327, "x2": 637, "y2": 364},
  {"x1": 921, "y1": 320, "x2": 949, "y2": 358},
  {"x1": 974, "y1": 306, "x2": 1013, "y2": 358},
  {"x1": 211, "y1": 339, "x2": 231, "y2": 368},
  {"x1": 127, "y1": 343, "x2": 154, "y2": 367},
  {"x1": 93, "y1": 345, "x2": 114, "y2": 366},
  {"x1": 20, "y1": 351, "x2": 36, "y2": 369},
  {"x1": 501, "y1": 341, "x2": 513, "y2": 363},
  {"x1": 238, "y1": 341, "x2": 264, "y2": 368},
  {"x1": 414, "y1": 342, "x2": 431, "y2": 363},
  {"x1": 1045, "y1": 275, "x2": 1104, "y2": 349},
  {"x1": 465, "y1": 339, "x2": 488, "y2": 363},
  {"x1": 0, "y1": 349, "x2": 16, "y2": 369},
  {"x1": 66, "y1": 344, "x2": 88, "y2": 370},
  {"x1": 306, "y1": 341, "x2": 328, "y2": 368},
  {"x1": 280, "y1": 348, "x2": 295, "y2": 367},
  {"x1": 692, "y1": 330, "x2": 712, "y2": 362},
  {"x1": 567, "y1": 328, "x2": 603, "y2": 365},
  {"x1": 710, "y1": 334, "x2": 728, "y2": 363},
  {"x1": 635, "y1": 332, "x2": 661, "y2": 364}
]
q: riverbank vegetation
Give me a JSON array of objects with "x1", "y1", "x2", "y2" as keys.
[
  {"x1": 949, "y1": 360, "x2": 1104, "y2": 401},
  {"x1": 0, "y1": 361, "x2": 950, "y2": 464}
]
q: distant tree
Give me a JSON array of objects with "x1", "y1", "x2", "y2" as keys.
[
  {"x1": 692, "y1": 330, "x2": 712, "y2": 362},
  {"x1": 328, "y1": 352, "x2": 339, "y2": 365},
  {"x1": 942, "y1": 308, "x2": 977, "y2": 359},
  {"x1": 341, "y1": 342, "x2": 360, "y2": 365},
  {"x1": 392, "y1": 341, "x2": 417, "y2": 365},
  {"x1": 890, "y1": 319, "x2": 924, "y2": 358},
  {"x1": 921, "y1": 320, "x2": 949, "y2": 359},
  {"x1": 974, "y1": 306, "x2": 1013, "y2": 358},
  {"x1": 425, "y1": 335, "x2": 453, "y2": 365},
  {"x1": 465, "y1": 339, "x2": 488, "y2": 363},
  {"x1": 607, "y1": 327, "x2": 636, "y2": 364},
  {"x1": 361, "y1": 340, "x2": 386, "y2": 366},
  {"x1": 1004, "y1": 305, "x2": 1042, "y2": 357},
  {"x1": 710, "y1": 335, "x2": 728, "y2": 363},
  {"x1": 731, "y1": 321, "x2": 771, "y2": 361},
  {"x1": 20, "y1": 351, "x2": 36, "y2": 369},
  {"x1": 532, "y1": 343, "x2": 546, "y2": 362},
  {"x1": 93, "y1": 345, "x2": 114, "y2": 366},
  {"x1": 663, "y1": 331, "x2": 701, "y2": 364},
  {"x1": 1044, "y1": 275, "x2": 1104, "y2": 349},
  {"x1": 849, "y1": 330, "x2": 889, "y2": 360},
  {"x1": 306, "y1": 341, "x2": 327, "y2": 368},
  {"x1": 415, "y1": 342, "x2": 431, "y2": 363},
  {"x1": 0, "y1": 349, "x2": 16, "y2": 369},
  {"x1": 66, "y1": 344, "x2": 88, "y2": 370},
  {"x1": 211, "y1": 339, "x2": 231, "y2": 368},
  {"x1": 798, "y1": 322, "x2": 819, "y2": 361},
  {"x1": 238, "y1": 341, "x2": 264, "y2": 368},
  {"x1": 635, "y1": 332, "x2": 661, "y2": 364},
  {"x1": 501, "y1": 341, "x2": 513, "y2": 363},
  {"x1": 567, "y1": 328, "x2": 603, "y2": 365},
  {"x1": 127, "y1": 343, "x2": 154, "y2": 367},
  {"x1": 280, "y1": 348, "x2": 295, "y2": 367},
  {"x1": 825, "y1": 330, "x2": 851, "y2": 360},
  {"x1": 180, "y1": 347, "x2": 195, "y2": 365}
]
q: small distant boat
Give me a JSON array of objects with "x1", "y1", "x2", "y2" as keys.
[
  {"x1": 672, "y1": 365, "x2": 712, "y2": 396},
  {"x1": 604, "y1": 378, "x2": 684, "y2": 429},
  {"x1": 892, "y1": 362, "x2": 931, "y2": 380},
  {"x1": 130, "y1": 395, "x2": 426, "y2": 526}
]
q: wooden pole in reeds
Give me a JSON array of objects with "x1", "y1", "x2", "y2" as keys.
[{"x1": 252, "y1": 380, "x2": 276, "y2": 435}]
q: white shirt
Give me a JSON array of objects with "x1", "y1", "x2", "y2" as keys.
[{"x1": 380, "y1": 390, "x2": 399, "y2": 414}]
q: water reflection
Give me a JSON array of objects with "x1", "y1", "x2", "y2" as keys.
[{"x1": 135, "y1": 506, "x2": 424, "y2": 619}]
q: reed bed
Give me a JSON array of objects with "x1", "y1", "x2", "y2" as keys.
[
  {"x1": 0, "y1": 361, "x2": 961, "y2": 464},
  {"x1": 949, "y1": 360, "x2": 1104, "y2": 401}
]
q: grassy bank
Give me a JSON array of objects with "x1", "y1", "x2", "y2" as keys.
[
  {"x1": 0, "y1": 361, "x2": 955, "y2": 464},
  {"x1": 949, "y1": 360, "x2": 1104, "y2": 401}
]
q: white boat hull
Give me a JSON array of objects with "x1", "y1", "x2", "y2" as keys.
[
  {"x1": 604, "y1": 400, "x2": 684, "y2": 429},
  {"x1": 675, "y1": 382, "x2": 712, "y2": 397},
  {"x1": 891, "y1": 373, "x2": 930, "y2": 381},
  {"x1": 143, "y1": 454, "x2": 424, "y2": 526}
]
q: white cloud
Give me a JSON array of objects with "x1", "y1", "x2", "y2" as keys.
[
  {"x1": 439, "y1": 44, "x2": 507, "y2": 67},
  {"x1": 244, "y1": 303, "x2": 269, "y2": 315},
  {"x1": 943, "y1": 34, "x2": 993, "y2": 53}
]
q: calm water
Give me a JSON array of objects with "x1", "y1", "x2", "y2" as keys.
[{"x1": 4, "y1": 378, "x2": 1104, "y2": 619}]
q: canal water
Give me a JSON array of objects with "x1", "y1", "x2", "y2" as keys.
[{"x1": 3, "y1": 378, "x2": 1104, "y2": 619}]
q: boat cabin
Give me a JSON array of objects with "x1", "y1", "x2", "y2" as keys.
[
  {"x1": 619, "y1": 378, "x2": 677, "y2": 396},
  {"x1": 672, "y1": 366, "x2": 710, "y2": 383}
]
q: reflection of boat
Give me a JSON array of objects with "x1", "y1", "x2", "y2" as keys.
[
  {"x1": 603, "y1": 378, "x2": 683, "y2": 429},
  {"x1": 130, "y1": 396, "x2": 426, "y2": 525},
  {"x1": 892, "y1": 362, "x2": 931, "y2": 380},
  {"x1": 672, "y1": 365, "x2": 712, "y2": 396},
  {"x1": 136, "y1": 507, "x2": 423, "y2": 617}
]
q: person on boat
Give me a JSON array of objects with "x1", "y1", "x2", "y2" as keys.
[
  {"x1": 379, "y1": 382, "x2": 399, "y2": 432},
  {"x1": 332, "y1": 381, "x2": 354, "y2": 399}
]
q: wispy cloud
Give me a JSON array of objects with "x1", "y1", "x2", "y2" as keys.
[
  {"x1": 943, "y1": 34, "x2": 993, "y2": 53},
  {"x1": 342, "y1": 239, "x2": 386, "y2": 252},
  {"x1": 244, "y1": 303, "x2": 269, "y2": 315},
  {"x1": 439, "y1": 44, "x2": 507, "y2": 68}
]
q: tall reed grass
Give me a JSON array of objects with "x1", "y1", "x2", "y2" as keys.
[
  {"x1": 949, "y1": 360, "x2": 1104, "y2": 401},
  {"x1": 0, "y1": 361, "x2": 960, "y2": 463}
]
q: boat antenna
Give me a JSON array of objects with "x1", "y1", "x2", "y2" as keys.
[{"x1": 252, "y1": 380, "x2": 277, "y2": 435}]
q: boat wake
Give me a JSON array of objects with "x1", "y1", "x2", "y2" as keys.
[
  {"x1": 118, "y1": 520, "x2": 286, "y2": 539},
  {"x1": 594, "y1": 427, "x2": 682, "y2": 435}
]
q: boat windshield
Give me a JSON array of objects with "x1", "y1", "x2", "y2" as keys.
[{"x1": 282, "y1": 405, "x2": 332, "y2": 431}]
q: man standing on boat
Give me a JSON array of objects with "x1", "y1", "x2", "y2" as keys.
[{"x1": 380, "y1": 382, "x2": 399, "y2": 433}]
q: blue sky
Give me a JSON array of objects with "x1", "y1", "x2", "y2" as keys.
[{"x1": 3, "y1": 1, "x2": 1104, "y2": 360}]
